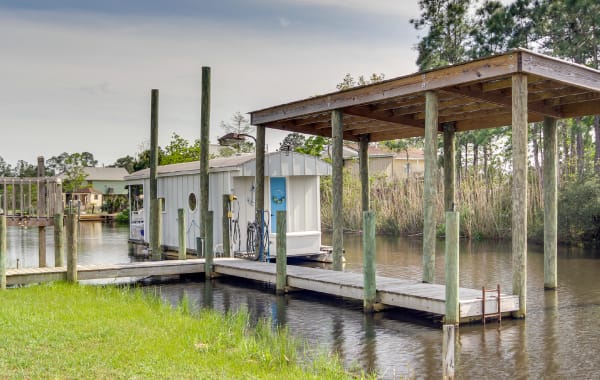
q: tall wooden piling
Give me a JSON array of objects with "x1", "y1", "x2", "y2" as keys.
[
  {"x1": 362, "y1": 210, "x2": 376, "y2": 312},
  {"x1": 37, "y1": 157, "x2": 47, "y2": 267},
  {"x1": 222, "y1": 195, "x2": 231, "y2": 258},
  {"x1": 442, "y1": 324, "x2": 456, "y2": 379},
  {"x1": 149, "y1": 89, "x2": 161, "y2": 260},
  {"x1": 204, "y1": 211, "x2": 214, "y2": 277},
  {"x1": 200, "y1": 67, "x2": 211, "y2": 245},
  {"x1": 443, "y1": 123, "x2": 456, "y2": 211},
  {"x1": 0, "y1": 215, "x2": 6, "y2": 289},
  {"x1": 359, "y1": 134, "x2": 370, "y2": 212},
  {"x1": 276, "y1": 210, "x2": 287, "y2": 295},
  {"x1": 178, "y1": 208, "x2": 186, "y2": 260},
  {"x1": 445, "y1": 211, "x2": 459, "y2": 324},
  {"x1": 331, "y1": 109, "x2": 344, "y2": 271},
  {"x1": 66, "y1": 209, "x2": 78, "y2": 283},
  {"x1": 512, "y1": 74, "x2": 528, "y2": 317},
  {"x1": 423, "y1": 91, "x2": 438, "y2": 283},
  {"x1": 54, "y1": 213, "x2": 64, "y2": 267},
  {"x1": 255, "y1": 126, "x2": 265, "y2": 256},
  {"x1": 543, "y1": 116, "x2": 558, "y2": 289}
]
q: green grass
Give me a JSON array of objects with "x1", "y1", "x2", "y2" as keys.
[{"x1": 0, "y1": 283, "x2": 361, "y2": 379}]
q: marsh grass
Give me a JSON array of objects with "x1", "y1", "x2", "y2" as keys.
[{"x1": 0, "y1": 283, "x2": 363, "y2": 379}]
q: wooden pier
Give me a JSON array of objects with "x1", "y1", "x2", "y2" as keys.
[{"x1": 5, "y1": 258, "x2": 518, "y2": 322}]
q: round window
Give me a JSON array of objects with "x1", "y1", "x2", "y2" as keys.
[{"x1": 188, "y1": 193, "x2": 197, "y2": 211}]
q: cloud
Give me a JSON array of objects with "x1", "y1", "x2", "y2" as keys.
[
  {"x1": 0, "y1": 7, "x2": 418, "y2": 166},
  {"x1": 278, "y1": 16, "x2": 291, "y2": 28}
]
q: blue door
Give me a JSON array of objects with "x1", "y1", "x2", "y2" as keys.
[{"x1": 270, "y1": 177, "x2": 286, "y2": 233}]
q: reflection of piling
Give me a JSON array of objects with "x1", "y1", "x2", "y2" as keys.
[
  {"x1": 66, "y1": 208, "x2": 78, "y2": 283},
  {"x1": 362, "y1": 210, "x2": 376, "y2": 312},
  {"x1": 54, "y1": 213, "x2": 64, "y2": 267},
  {"x1": 204, "y1": 211, "x2": 213, "y2": 277},
  {"x1": 276, "y1": 211, "x2": 287, "y2": 295},
  {"x1": 178, "y1": 208, "x2": 186, "y2": 260},
  {"x1": 1, "y1": 215, "x2": 6, "y2": 289},
  {"x1": 442, "y1": 324, "x2": 456, "y2": 379}
]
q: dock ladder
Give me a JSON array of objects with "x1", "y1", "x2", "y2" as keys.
[{"x1": 481, "y1": 284, "x2": 501, "y2": 324}]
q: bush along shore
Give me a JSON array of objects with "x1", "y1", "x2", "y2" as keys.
[{"x1": 0, "y1": 283, "x2": 367, "y2": 379}]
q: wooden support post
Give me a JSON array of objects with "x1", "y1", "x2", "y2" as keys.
[
  {"x1": 196, "y1": 236, "x2": 203, "y2": 257},
  {"x1": 255, "y1": 126, "x2": 265, "y2": 256},
  {"x1": 331, "y1": 109, "x2": 344, "y2": 271},
  {"x1": 204, "y1": 211, "x2": 214, "y2": 277},
  {"x1": 38, "y1": 226, "x2": 46, "y2": 267},
  {"x1": 54, "y1": 213, "x2": 64, "y2": 267},
  {"x1": 276, "y1": 210, "x2": 287, "y2": 295},
  {"x1": 445, "y1": 211, "x2": 459, "y2": 325},
  {"x1": 359, "y1": 134, "x2": 370, "y2": 212},
  {"x1": 423, "y1": 91, "x2": 438, "y2": 283},
  {"x1": 66, "y1": 209, "x2": 78, "y2": 283},
  {"x1": 543, "y1": 116, "x2": 558, "y2": 289},
  {"x1": 362, "y1": 210, "x2": 376, "y2": 312},
  {"x1": 442, "y1": 324, "x2": 456, "y2": 379},
  {"x1": 200, "y1": 67, "x2": 211, "y2": 245},
  {"x1": 178, "y1": 208, "x2": 186, "y2": 260},
  {"x1": 37, "y1": 157, "x2": 47, "y2": 267},
  {"x1": 0, "y1": 215, "x2": 6, "y2": 290},
  {"x1": 443, "y1": 123, "x2": 456, "y2": 211},
  {"x1": 512, "y1": 74, "x2": 528, "y2": 318},
  {"x1": 222, "y1": 195, "x2": 231, "y2": 258},
  {"x1": 149, "y1": 89, "x2": 161, "y2": 260}
]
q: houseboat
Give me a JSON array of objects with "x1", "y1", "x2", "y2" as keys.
[{"x1": 125, "y1": 151, "x2": 332, "y2": 261}]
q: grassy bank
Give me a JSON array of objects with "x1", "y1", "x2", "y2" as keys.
[{"x1": 0, "y1": 283, "x2": 356, "y2": 379}]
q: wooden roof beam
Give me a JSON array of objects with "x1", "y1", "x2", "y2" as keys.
[
  {"x1": 442, "y1": 85, "x2": 563, "y2": 118},
  {"x1": 344, "y1": 105, "x2": 434, "y2": 130}
]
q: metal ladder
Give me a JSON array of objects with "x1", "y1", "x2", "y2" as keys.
[{"x1": 481, "y1": 284, "x2": 501, "y2": 324}]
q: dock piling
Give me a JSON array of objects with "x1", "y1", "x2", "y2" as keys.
[
  {"x1": 204, "y1": 211, "x2": 214, "y2": 276},
  {"x1": 222, "y1": 195, "x2": 231, "y2": 258},
  {"x1": 66, "y1": 208, "x2": 78, "y2": 283},
  {"x1": 178, "y1": 208, "x2": 186, "y2": 260},
  {"x1": 331, "y1": 109, "x2": 344, "y2": 271},
  {"x1": 0, "y1": 214, "x2": 6, "y2": 289},
  {"x1": 423, "y1": 91, "x2": 438, "y2": 283},
  {"x1": 149, "y1": 89, "x2": 161, "y2": 261},
  {"x1": 276, "y1": 210, "x2": 287, "y2": 295},
  {"x1": 362, "y1": 210, "x2": 376, "y2": 312},
  {"x1": 445, "y1": 211, "x2": 459, "y2": 324},
  {"x1": 543, "y1": 116, "x2": 558, "y2": 289},
  {"x1": 200, "y1": 67, "x2": 211, "y2": 245},
  {"x1": 54, "y1": 213, "x2": 64, "y2": 267}
]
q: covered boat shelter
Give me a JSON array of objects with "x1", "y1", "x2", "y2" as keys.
[{"x1": 249, "y1": 49, "x2": 600, "y2": 318}]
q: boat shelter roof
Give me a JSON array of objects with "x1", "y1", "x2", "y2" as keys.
[{"x1": 249, "y1": 49, "x2": 600, "y2": 142}]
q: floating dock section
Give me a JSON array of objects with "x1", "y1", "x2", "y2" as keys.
[{"x1": 6, "y1": 258, "x2": 518, "y2": 322}]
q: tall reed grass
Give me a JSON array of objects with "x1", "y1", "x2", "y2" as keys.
[{"x1": 321, "y1": 169, "x2": 545, "y2": 240}]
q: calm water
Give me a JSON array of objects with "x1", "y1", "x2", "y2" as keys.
[{"x1": 6, "y1": 225, "x2": 600, "y2": 378}]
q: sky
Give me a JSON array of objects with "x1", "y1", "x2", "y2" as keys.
[{"x1": 0, "y1": 0, "x2": 423, "y2": 167}]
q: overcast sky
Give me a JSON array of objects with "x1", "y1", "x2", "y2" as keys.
[{"x1": 0, "y1": 0, "x2": 423, "y2": 167}]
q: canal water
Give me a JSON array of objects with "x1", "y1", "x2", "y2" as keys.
[{"x1": 5, "y1": 224, "x2": 600, "y2": 378}]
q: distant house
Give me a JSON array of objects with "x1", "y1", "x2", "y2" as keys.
[
  {"x1": 342, "y1": 144, "x2": 425, "y2": 180},
  {"x1": 80, "y1": 167, "x2": 129, "y2": 195},
  {"x1": 58, "y1": 167, "x2": 128, "y2": 211}
]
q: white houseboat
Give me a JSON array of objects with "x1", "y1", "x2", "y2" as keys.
[{"x1": 125, "y1": 151, "x2": 332, "y2": 261}]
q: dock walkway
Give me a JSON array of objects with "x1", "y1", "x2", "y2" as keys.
[{"x1": 6, "y1": 258, "x2": 518, "y2": 321}]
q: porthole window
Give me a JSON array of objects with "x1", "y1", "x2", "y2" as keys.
[{"x1": 188, "y1": 193, "x2": 197, "y2": 211}]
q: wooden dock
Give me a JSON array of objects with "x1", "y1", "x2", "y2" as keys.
[{"x1": 5, "y1": 258, "x2": 518, "y2": 321}]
